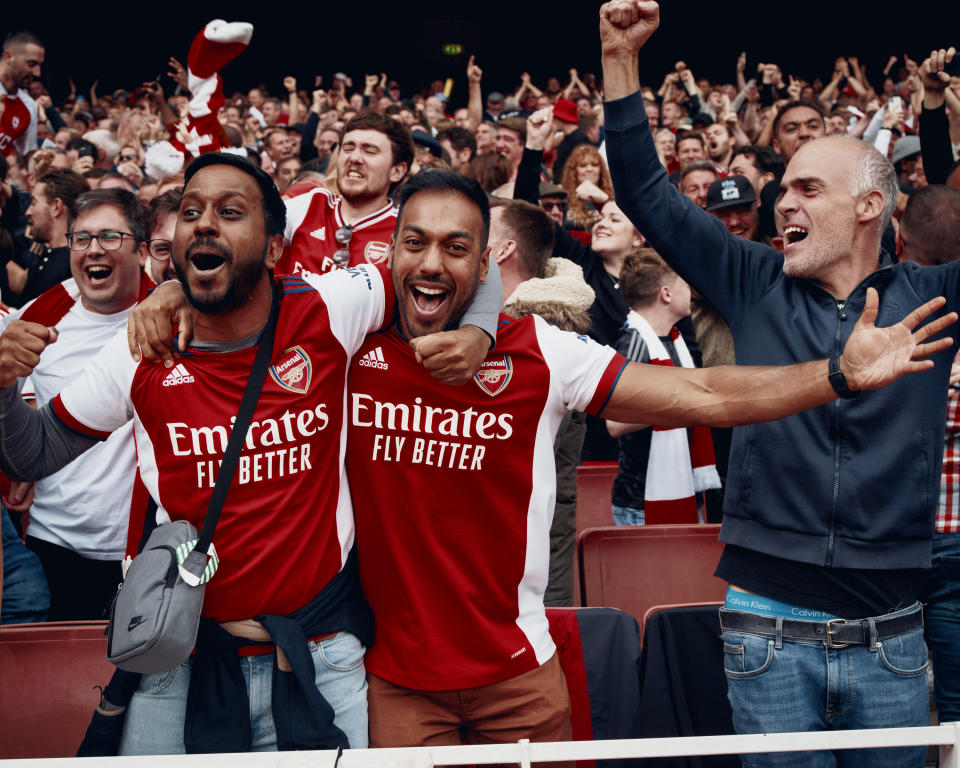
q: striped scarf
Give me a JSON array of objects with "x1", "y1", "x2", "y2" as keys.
[{"x1": 625, "y1": 310, "x2": 722, "y2": 523}]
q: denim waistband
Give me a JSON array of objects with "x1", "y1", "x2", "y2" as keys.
[{"x1": 724, "y1": 586, "x2": 840, "y2": 621}]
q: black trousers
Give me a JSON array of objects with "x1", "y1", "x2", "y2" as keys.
[{"x1": 26, "y1": 536, "x2": 122, "y2": 621}]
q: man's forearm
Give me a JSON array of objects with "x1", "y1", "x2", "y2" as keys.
[
  {"x1": 602, "y1": 54, "x2": 641, "y2": 101},
  {"x1": 602, "y1": 358, "x2": 839, "y2": 429},
  {"x1": 0, "y1": 385, "x2": 97, "y2": 481},
  {"x1": 467, "y1": 82, "x2": 483, "y2": 132}
]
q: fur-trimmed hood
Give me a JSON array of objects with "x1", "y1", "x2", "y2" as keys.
[{"x1": 502, "y1": 258, "x2": 595, "y2": 334}]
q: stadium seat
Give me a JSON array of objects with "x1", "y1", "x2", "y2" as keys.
[
  {"x1": 575, "y1": 463, "x2": 617, "y2": 534},
  {"x1": 0, "y1": 621, "x2": 112, "y2": 758},
  {"x1": 579, "y1": 524, "x2": 727, "y2": 624},
  {"x1": 572, "y1": 463, "x2": 617, "y2": 605}
]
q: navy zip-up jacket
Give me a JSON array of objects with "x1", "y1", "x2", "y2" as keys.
[{"x1": 603, "y1": 90, "x2": 960, "y2": 570}]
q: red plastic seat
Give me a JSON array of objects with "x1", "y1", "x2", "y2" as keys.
[
  {"x1": 571, "y1": 463, "x2": 618, "y2": 605},
  {"x1": 575, "y1": 463, "x2": 618, "y2": 535},
  {"x1": 0, "y1": 621, "x2": 112, "y2": 758},
  {"x1": 579, "y1": 524, "x2": 727, "y2": 624}
]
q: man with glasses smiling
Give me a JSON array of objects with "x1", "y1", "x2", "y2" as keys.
[{"x1": 0, "y1": 187, "x2": 151, "y2": 619}]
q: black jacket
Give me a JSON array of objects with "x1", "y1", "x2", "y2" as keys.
[{"x1": 604, "y1": 90, "x2": 960, "y2": 570}]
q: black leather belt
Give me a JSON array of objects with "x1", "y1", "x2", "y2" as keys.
[{"x1": 719, "y1": 604, "x2": 923, "y2": 648}]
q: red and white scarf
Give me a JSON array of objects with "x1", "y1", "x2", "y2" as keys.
[
  {"x1": 626, "y1": 310, "x2": 722, "y2": 523},
  {"x1": 145, "y1": 20, "x2": 253, "y2": 180}
]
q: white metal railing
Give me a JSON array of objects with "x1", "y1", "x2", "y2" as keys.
[{"x1": 2, "y1": 724, "x2": 959, "y2": 767}]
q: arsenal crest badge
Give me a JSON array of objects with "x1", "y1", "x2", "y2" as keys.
[
  {"x1": 473, "y1": 355, "x2": 513, "y2": 397},
  {"x1": 364, "y1": 241, "x2": 390, "y2": 264},
  {"x1": 270, "y1": 346, "x2": 312, "y2": 394}
]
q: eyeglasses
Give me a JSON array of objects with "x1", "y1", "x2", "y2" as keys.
[
  {"x1": 148, "y1": 239, "x2": 172, "y2": 260},
  {"x1": 118, "y1": 153, "x2": 138, "y2": 163},
  {"x1": 67, "y1": 230, "x2": 139, "y2": 251},
  {"x1": 332, "y1": 225, "x2": 352, "y2": 268},
  {"x1": 541, "y1": 201, "x2": 567, "y2": 212}
]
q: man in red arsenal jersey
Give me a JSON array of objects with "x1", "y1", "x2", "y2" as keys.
[
  {"x1": 0, "y1": 154, "x2": 497, "y2": 755},
  {"x1": 345, "y1": 170, "x2": 954, "y2": 749},
  {"x1": 280, "y1": 112, "x2": 413, "y2": 278},
  {"x1": 0, "y1": 31, "x2": 43, "y2": 159}
]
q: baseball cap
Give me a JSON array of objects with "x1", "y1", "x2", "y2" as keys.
[
  {"x1": 892, "y1": 135, "x2": 921, "y2": 167},
  {"x1": 705, "y1": 175, "x2": 757, "y2": 212},
  {"x1": 412, "y1": 129, "x2": 444, "y2": 158},
  {"x1": 538, "y1": 181, "x2": 567, "y2": 199}
]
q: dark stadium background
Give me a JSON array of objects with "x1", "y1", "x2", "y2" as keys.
[{"x1": 5, "y1": 2, "x2": 955, "y2": 110}]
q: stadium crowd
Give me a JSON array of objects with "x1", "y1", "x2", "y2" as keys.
[{"x1": 1, "y1": 1, "x2": 960, "y2": 764}]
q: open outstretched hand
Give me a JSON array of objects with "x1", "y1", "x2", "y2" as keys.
[{"x1": 840, "y1": 288, "x2": 956, "y2": 391}]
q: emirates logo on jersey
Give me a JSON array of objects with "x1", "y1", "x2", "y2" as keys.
[
  {"x1": 270, "y1": 346, "x2": 312, "y2": 394},
  {"x1": 364, "y1": 241, "x2": 390, "y2": 264},
  {"x1": 473, "y1": 355, "x2": 513, "y2": 397}
]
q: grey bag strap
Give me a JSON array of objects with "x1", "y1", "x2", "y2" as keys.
[{"x1": 172, "y1": 283, "x2": 280, "y2": 582}]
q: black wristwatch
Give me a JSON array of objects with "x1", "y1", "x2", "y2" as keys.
[{"x1": 828, "y1": 355, "x2": 858, "y2": 399}]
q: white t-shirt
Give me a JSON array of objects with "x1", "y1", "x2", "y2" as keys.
[{"x1": 4, "y1": 279, "x2": 136, "y2": 559}]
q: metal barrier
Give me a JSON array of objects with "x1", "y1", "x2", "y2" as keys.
[{"x1": 2, "y1": 725, "x2": 959, "y2": 767}]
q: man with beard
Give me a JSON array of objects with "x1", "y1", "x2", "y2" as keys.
[
  {"x1": 279, "y1": 112, "x2": 413, "y2": 277},
  {"x1": 0, "y1": 32, "x2": 44, "y2": 159},
  {"x1": 704, "y1": 122, "x2": 735, "y2": 171},
  {"x1": 436, "y1": 126, "x2": 477, "y2": 175},
  {"x1": 0, "y1": 152, "x2": 499, "y2": 753}
]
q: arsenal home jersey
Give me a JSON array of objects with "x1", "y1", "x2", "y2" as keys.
[
  {"x1": 0, "y1": 86, "x2": 36, "y2": 158},
  {"x1": 280, "y1": 186, "x2": 396, "y2": 279},
  {"x1": 347, "y1": 315, "x2": 626, "y2": 690},
  {"x1": 51, "y1": 266, "x2": 393, "y2": 621}
]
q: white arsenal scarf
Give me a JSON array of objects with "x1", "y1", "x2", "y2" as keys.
[{"x1": 625, "y1": 310, "x2": 722, "y2": 523}]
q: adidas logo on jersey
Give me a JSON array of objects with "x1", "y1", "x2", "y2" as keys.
[
  {"x1": 162, "y1": 363, "x2": 195, "y2": 387},
  {"x1": 359, "y1": 347, "x2": 388, "y2": 370},
  {"x1": 310, "y1": 226, "x2": 326, "y2": 241}
]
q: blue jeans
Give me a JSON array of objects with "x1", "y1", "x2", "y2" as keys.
[
  {"x1": 722, "y1": 603, "x2": 929, "y2": 768},
  {"x1": 1, "y1": 505, "x2": 49, "y2": 624},
  {"x1": 923, "y1": 532, "x2": 960, "y2": 723},
  {"x1": 612, "y1": 504, "x2": 644, "y2": 526},
  {"x1": 119, "y1": 631, "x2": 368, "y2": 754}
]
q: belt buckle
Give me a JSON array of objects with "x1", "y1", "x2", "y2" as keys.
[{"x1": 826, "y1": 618, "x2": 849, "y2": 649}]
